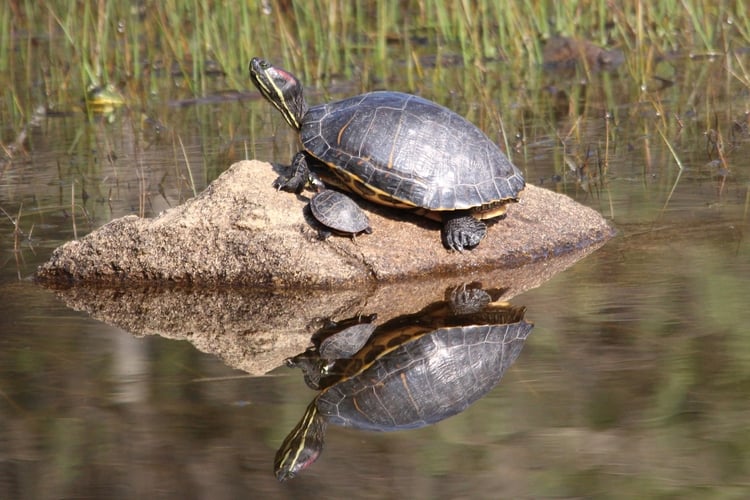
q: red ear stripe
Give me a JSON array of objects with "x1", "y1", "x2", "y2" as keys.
[{"x1": 276, "y1": 68, "x2": 296, "y2": 81}]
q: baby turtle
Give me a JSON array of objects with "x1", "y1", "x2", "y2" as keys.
[{"x1": 309, "y1": 189, "x2": 372, "y2": 240}]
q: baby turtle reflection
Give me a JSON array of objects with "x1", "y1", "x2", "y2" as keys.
[{"x1": 274, "y1": 284, "x2": 534, "y2": 481}]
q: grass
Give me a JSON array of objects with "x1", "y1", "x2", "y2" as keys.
[
  {"x1": 1, "y1": 1, "x2": 744, "y2": 144},
  {"x1": 2, "y1": 1, "x2": 749, "y2": 109},
  {"x1": 3, "y1": 4, "x2": 749, "y2": 163}
]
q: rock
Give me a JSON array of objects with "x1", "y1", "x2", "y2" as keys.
[
  {"x1": 542, "y1": 36, "x2": 624, "y2": 71},
  {"x1": 35, "y1": 160, "x2": 614, "y2": 288}
]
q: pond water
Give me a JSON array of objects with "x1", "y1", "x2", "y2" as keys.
[{"x1": 2, "y1": 51, "x2": 750, "y2": 498}]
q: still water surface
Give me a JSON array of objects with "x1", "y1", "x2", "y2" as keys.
[{"x1": 2, "y1": 58, "x2": 750, "y2": 497}]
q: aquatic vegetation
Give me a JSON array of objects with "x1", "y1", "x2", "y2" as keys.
[{"x1": 2, "y1": 1, "x2": 749, "y2": 109}]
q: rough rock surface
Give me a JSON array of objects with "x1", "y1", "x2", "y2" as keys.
[{"x1": 35, "y1": 160, "x2": 614, "y2": 288}]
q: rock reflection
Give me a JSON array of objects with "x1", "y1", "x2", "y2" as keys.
[
  {"x1": 274, "y1": 283, "x2": 533, "y2": 481},
  {"x1": 38, "y1": 245, "x2": 597, "y2": 376}
]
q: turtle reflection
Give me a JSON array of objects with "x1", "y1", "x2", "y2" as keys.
[{"x1": 274, "y1": 284, "x2": 534, "y2": 481}]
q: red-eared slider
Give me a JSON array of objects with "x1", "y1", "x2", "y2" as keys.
[
  {"x1": 309, "y1": 189, "x2": 372, "y2": 239},
  {"x1": 249, "y1": 58, "x2": 525, "y2": 251},
  {"x1": 273, "y1": 285, "x2": 533, "y2": 480}
]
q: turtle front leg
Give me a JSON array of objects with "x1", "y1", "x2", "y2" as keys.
[
  {"x1": 273, "y1": 152, "x2": 325, "y2": 194},
  {"x1": 441, "y1": 213, "x2": 487, "y2": 252}
]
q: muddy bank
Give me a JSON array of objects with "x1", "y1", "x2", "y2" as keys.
[{"x1": 35, "y1": 160, "x2": 614, "y2": 288}]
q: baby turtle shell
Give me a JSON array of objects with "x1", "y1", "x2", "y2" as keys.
[{"x1": 309, "y1": 189, "x2": 372, "y2": 239}]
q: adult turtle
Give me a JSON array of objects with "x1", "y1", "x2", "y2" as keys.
[
  {"x1": 273, "y1": 285, "x2": 533, "y2": 480},
  {"x1": 249, "y1": 58, "x2": 525, "y2": 251},
  {"x1": 309, "y1": 188, "x2": 372, "y2": 240}
]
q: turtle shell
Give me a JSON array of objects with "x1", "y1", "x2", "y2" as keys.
[
  {"x1": 309, "y1": 189, "x2": 372, "y2": 236},
  {"x1": 315, "y1": 319, "x2": 533, "y2": 431},
  {"x1": 300, "y1": 91, "x2": 525, "y2": 217}
]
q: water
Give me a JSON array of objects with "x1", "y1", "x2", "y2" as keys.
[{"x1": 2, "y1": 57, "x2": 750, "y2": 498}]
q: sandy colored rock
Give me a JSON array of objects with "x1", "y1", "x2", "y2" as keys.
[{"x1": 35, "y1": 159, "x2": 614, "y2": 288}]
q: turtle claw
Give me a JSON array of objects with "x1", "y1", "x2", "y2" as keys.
[
  {"x1": 272, "y1": 174, "x2": 304, "y2": 193},
  {"x1": 442, "y1": 215, "x2": 487, "y2": 252},
  {"x1": 272, "y1": 152, "x2": 312, "y2": 193}
]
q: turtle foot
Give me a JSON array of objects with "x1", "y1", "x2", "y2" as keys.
[
  {"x1": 272, "y1": 174, "x2": 306, "y2": 193},
  {"x1": 273, "y1": 151, "x2": 312, "y2": 194},
  {"x1": 449, "y1": 283, "x2": 492, "y2": 314},
  {"x1": 441, "y1": 215, "x2": 486, "y2": 252}
]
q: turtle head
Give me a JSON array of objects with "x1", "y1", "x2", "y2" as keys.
[
  {"x1": 274, "y1": 400, "x2": 327, "y2": 481},
  {"x1": 250, "y1": 57, "x2": 308, "y2": 130}
]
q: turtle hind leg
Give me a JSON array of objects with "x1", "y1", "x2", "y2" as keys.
[
  {"x1": 273, "y1": 151, "x2": 325, "y2": 194},
  {"x1": 441, "y1": 213, "x2": 486, "y2": 252},
  {"x1": 316, "y1": 228, "x2": 333, "y2": 240}
]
